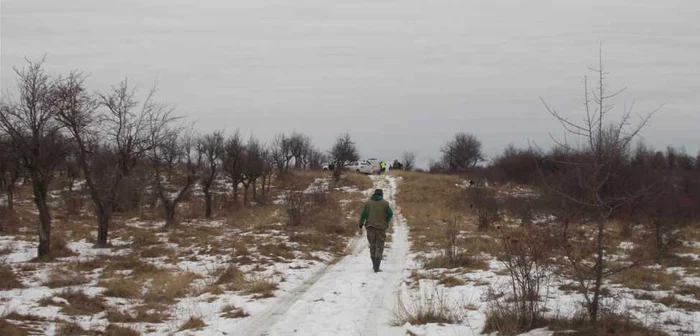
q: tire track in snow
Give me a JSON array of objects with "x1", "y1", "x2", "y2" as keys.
[{"x1": 232, "y1": 175, "x2": 409, "y2": 336}]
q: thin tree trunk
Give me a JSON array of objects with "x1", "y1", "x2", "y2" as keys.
[
  {"x1": 590, "y1": 217, "x2": 605, "y2": 324},
  {"x1": 232, "y1": 183, "x2": 239, "y2": 203},
  {"x1": 164, "y1": 202, "x2": 177, "y2": 227},
  {"x1": 96, "y1": 210, "x2": 111, "y2": 247},
  {"x1": 252, "y1": 179, "x2": 257, "y2": 203},
  {"x1": 243, "y1": 184, "x2": 249, "y2": 206},
  {"x1": 204, "y1": 190, "x2": 213, "y2": 218},
  {"x1": 33, "y1": 186, "x2": 52, "y2": 259},
  {"x1": 6, "y1": 186, "x2": 13, "y2": 210}
]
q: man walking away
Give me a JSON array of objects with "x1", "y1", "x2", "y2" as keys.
[
  {"x1": 359, "y1": 189, "x2": 394, "y2": 272},
  {"x1": 380, "y1": 161, "x2": 387, "y2": 174}
]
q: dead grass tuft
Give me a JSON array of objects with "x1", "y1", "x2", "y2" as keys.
[
  {"x1": 548, "y1": 313, "x2": 668, "y2": 336},
  {"x1": 49, "y1": 234, "x2": 76, "y2": 259},
  {"x1": 143, "y1": 272, "x2": 199, "y2": 304},
  {"x1": 178, "y1": 316, "x2": 206, "y2": 331},
  {"x1": 56, "y1": 289, "x2": 107, "y2": 316},
  {"x1": 244, "y1": 276, "x2": 279, "y2": 298},
  {"x1": 611, "y1": 267, "x2": 681, "y2": 291},
  {"x1": 56, "y1": 321, "x2": 92, "y2": 336},
  {"x1": 392, "y1": 289, "x2": 463, "y2": 326},
  {"x1": 216, "y1": 265, "x2": 245, "y2": 289},
  {"x1": 438, "y1": 275, "x2": 467, "y2": 287},
  {"x1": 100, "y1": 278, "x2": 141, "y2": 299},
  {"x1": 220, "y1": 304, "x2": 250, "y2": 319},
  {"x1": 104, "y1": 324, "x2": 140, "y2": 336},
  {"x1": 0, "y1": 263, "x2": 23, "y2": 290},
  {"x1": 423, "y1": 253, "x2": 489, "y2": 271},
  {"x1": 658, "y1": 294, "x2": 700, "y2": 311},
  {"x1": 333, "y1": 172, "x2": 373, "y2": 191},
  {"x1": 44, "y1": 268, "x2": 89, "y2": 288}
]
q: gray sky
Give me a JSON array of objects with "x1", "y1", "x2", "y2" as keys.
[{"x1": 2, "y1": 0, "x2": 699, "y2": 167}]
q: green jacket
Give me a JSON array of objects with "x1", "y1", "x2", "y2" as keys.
[{"x1": 359, "y1": 195, "x2": 394, "y2": 230}]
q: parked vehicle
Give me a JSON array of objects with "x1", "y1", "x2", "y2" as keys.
[{"x1": 345, "y1": 161, "x2": 375, "y2": 174}]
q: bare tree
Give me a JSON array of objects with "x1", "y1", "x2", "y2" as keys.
[
  {"x1": 539, "y1": 54, "x2": 659, "y2": 324},
  {"x1": 329, "y1": 133, "x2": 359, "y2": 180},
  {"x1": 241, "y1": 136, "x2": 264, "y2": 205},
  {"x1": 307, "y1": 147, "x2": 326, "y2": 171},
  {"x1": 222, "y1": 131, "x2": 245, "y2": 204},
  {"x1": 0, "y1": 136, "x2": 23, "y2": 210},
  {"x1": 0, "y1": 58, "x2": 66, "y2": 258},
  {"x1": 288, "y1": 132, "x2": 312, "y2": 169},
  {"x1": 402, "y1": 151, "x2": 416, "y2": 171},
  {"x1": 55, "y1": 76, "x2": 172, "y2": 245},
  {"x1": 440, "y1": 132, "x2": 484, "y2": 172},
  {"x1": 197, "y1": 131, "x2": 224, "y2": 218},
  {"x1": 149, "y1": 127, "x2": 200, "y2": 227},
  {"x1": 270, "y1": 133, "x2": 294, "y2": 175}
]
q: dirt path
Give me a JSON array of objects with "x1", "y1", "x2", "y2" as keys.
[{"x1": 231, "y1": 175, "x2": 409, "y2": 336}]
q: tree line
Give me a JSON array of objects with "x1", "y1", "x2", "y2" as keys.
[{"x1": 0, "y1": 59, "x2": 375, "y2": 259}]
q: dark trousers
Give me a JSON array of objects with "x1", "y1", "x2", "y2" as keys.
[{"x1": 366, "y1": 226, "x2": 387, "y2": 259}]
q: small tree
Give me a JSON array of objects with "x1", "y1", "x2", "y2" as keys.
[
  {"x1": 440, "y1": 133, "x2": 484, "y2": 172},
  {"x1": 55, "y1": 77, "x2": 172, "y2": 245},
  {"x1": 149, "y1": 127, "x2": 200, "y2": 227},
  {"x1": 196, "y1": 131, "x2": 224, "y2": 218},
  {"x1": 222, "y1": 132, "x2": 246, "y2": 204},
  {"x1": 402, "y1": 151, "x2": 416, "y2": 171},
  {"x1": 270, "y1": 133, "x2": 293, "y2": 176},
  {"x1": 540, "y1": 54, "x2": 658, "y2": 324},
  {"x1": 241, "y1": 137, "x2": 265, "y2": 205},
  {"x1": 0, "y1": 58, "x2": 66, "y2": 258},
  {"x1": 329, "y1": 133, "x2": 359, "y2": 180},
  {"x1": 288, "y1": 132, "x2": 312, "y2": 169}
]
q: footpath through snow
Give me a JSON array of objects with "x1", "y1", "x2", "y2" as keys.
[{"x1": 231, "y1": 175, "x2": 409, "y2": 336}]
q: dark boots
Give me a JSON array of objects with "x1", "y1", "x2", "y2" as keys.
[{"x1": 371, "y1": 257, "x2": 382, "y2": 272}]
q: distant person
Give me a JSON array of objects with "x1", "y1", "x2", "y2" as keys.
[
  {"x1": 359, "y1": 189, "x2": 394, "y2": 272},
  {"x1": 380, "y1": 161, "x2": 387, "y2": 174}
]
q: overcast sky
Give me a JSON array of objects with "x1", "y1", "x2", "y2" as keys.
[{"x1": 2, "y1": 0, "x2": 699, "y2": 167}]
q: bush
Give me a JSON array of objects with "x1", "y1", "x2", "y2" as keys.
[{"x1": 469, "y1": 188, "x2": 500, "y2": 230}]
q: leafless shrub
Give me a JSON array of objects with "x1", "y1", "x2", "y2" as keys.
[
  {"x1": 284, "y1": 190, "x2": 311, "y2": 227},
  {"x1": 392, "y1": 289, "x2": 463, "y2": 326},
  {"x1": 469, "y1": 188, "x2": 500, "y2": 231},
  {"x1": 485, "y1": 226, "x2": 554, "y2": 334}
]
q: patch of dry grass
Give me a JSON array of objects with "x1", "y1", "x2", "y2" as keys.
[
  {"x1": 143, "y1": 271, "x2": 199, "y2": 304},
  {"x1": 0, "y1": 263, "x2": 23, "y2": 290},
  {"x1": 56, "y1": 321, "x2": 93, "y2": 336},
  {"x1": 178, "y1": 316, "x2": 206, "y2": 331},
  {"x1": 423, "y1": 253, "x2": 489, "y2": 271},
  {"x1": 392, "y1": 289, "x2": 463, "y2": 326},
  {"x1": 216, "y1": 265, "x2": 246, "y2": 290},
  {"x1": 56, "y1": 290, "x2": 107, "y2": 316},
  {"x1": 658, "y1": 294, "x2": 700, "y2": 311},
  {"x1": 438, "y1": 275, "x2": 467, "y2": 287},
  {"x1": 611, "y1": 267, "x2": 681, "y2": 291},
  {"x1": 244, "y1": 276, "x2": 279, "y2": 298},
  {"x1": 333, "y1": 172, "x2": 372, "y2": 191},
  {"x1": 220, "y1": 304, "x2": 250, "y2": 319},
  {"x1": 44, "y1": 268, "x2": 89, "y2": 288},
  {"x1": 104, "y1": 324, "x2": 140, "y2": 336},
  {"x1": 106, "y1": 305, "x2": 168, "y2": 324},
  {"x1": 392, "y1": 171, "x2": 465, "y2": 253},
  {"x1": 100, "y1": 278, "x2": 141, "y2": 299}
]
